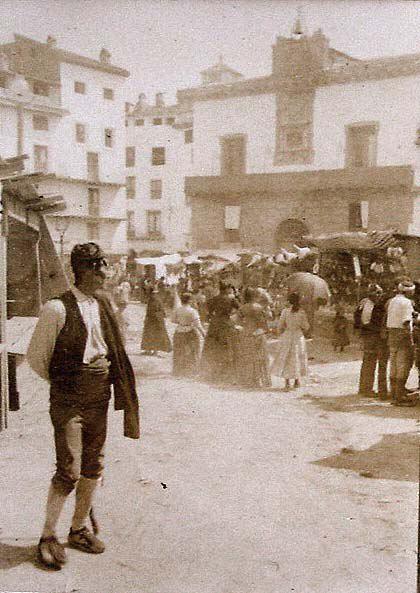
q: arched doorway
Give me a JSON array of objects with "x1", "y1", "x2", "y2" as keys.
[{"x1": 275, "y1": 218, "x2": 309, "y2": 249}]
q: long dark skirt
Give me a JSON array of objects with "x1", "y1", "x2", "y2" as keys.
[
  {"x1": 172, "y1": 330, "x2": 201, "y2": 377},
  {"x1": 141, "y1": 316, "x2": 172, "y2": 352},
  {"x1": 200, "y1": 320, "x2": 238, "y2": 384},
  {"x1": 236, "y1": 333, "x2": 271, "y2": 388}
]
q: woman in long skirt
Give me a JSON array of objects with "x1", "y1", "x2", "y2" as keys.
[
  {"x1": 200, "y1": 282, "x2": 239, "y2": 384},
  {"x1": 270, "y1": 292, "x2": 310, "y2": 390},
  {"x1": 236, "y1": 288, "x2": 271, "y2": 388},
  {"x1": 141, "y1": 286, "x2": 172, "y2": 355},
  {"x1": 172, "y1": 292, "x2": 205, "y2": 377}
]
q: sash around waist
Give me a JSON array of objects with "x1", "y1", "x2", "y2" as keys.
[{"x1": 50, "y1": 363, "x2": 111, "y2": 406}]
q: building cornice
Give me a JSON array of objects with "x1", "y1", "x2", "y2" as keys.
[
  {"x1": 177, "y1": 52, "x2": 420, "y2": 104},
  {"x1": 185, "y1": 166, "x2": 414, "y2": 197},
  {"x1": 52, "y1": 213, "x2": 125, "y2": 222},
  {"x1": 40, "y1": 174, "x2": 124, "y2": 188}
]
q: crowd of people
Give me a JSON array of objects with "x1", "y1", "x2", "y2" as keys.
[
  {"x1": 135, "y1": 269, "x2": 420, "y2": 405},
  {"x1": 137, "y1": 276, "x2": 312, "y2": 391},
  {"x1": 354, "y1": 279, "x2": 420, "y2": 406}
]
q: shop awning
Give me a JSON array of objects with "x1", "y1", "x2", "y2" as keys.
[{"x1": 304, "y1": 230, "x2": 399, "y2": 251}]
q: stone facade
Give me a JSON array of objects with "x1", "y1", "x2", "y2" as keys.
[{"x1": 182, "y1": 27, "x2": 420, "y2": 251}]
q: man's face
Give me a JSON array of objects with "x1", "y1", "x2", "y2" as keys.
[{"x1": 80, "y1": 260, "x2": 108, "y2": 292}]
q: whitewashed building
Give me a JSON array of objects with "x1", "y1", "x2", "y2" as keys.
[
  {"x1": 0, "y1": 34, "x2": 130, "y2": 255},
  {"x1": 181, "y1": 25, "x2": 420, "y2": 258},
  {"x1": 125, "y1": 92, "x2": 193, "y2": 253}
]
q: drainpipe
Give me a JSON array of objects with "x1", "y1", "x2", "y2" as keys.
[{"x1": 0, "y1": 181, "x2": 9, "y2": 430}]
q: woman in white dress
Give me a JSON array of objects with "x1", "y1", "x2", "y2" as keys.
[{"x1": 270, "y1": 292, "x2": 310, "y2": 390}]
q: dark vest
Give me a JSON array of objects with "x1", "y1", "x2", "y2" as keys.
[
  {"x1": 49, "y1": 291, "x2": 89, "y2": 382},
  {"x1": 48, "y1": 290, "x2": 140, "y2": 439}
]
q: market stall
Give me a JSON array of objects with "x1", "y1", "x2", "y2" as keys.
[
  {"x1": 0, "y1": 158, "x2": 67, "y2": 431},
  {"x1": 304, "y1": 230, "x2": 413, "y2": 304}
]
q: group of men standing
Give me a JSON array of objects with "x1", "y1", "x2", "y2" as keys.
[{"x1": 357, "y1": 280, "x2": 419, "y2": 406}]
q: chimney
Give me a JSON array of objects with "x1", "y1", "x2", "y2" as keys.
[
  {"x1": 137, "y1": 92, "x2": 148, "y2": 109},
  {"x1": 100, "y1": 48, "x2": 111, "y2": 64},
  {"x1": 155, "y1": 92, "x2": 165, "y2": 107},
  {"x1": 46, "y1": 35, "x2": 57, "y2": 48}
]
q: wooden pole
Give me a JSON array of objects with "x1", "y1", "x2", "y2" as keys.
[{"x1": 0, "y1": 181, "x2": 9, "y2": 431}]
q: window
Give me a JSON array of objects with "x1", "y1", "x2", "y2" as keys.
[
  {"x1": 127, "y1": 210, "x2": 136, "y2": 239},
  {"x1": 146, "y1": 210, "x2": 162, "y2": 236},
  {"x1": 346, "y1": 124, "x2": 378, "y2": 167},
  {"x1": 74, "y1": 81, "x2": 86, "y2": 94},
  {"x1": 34, "y1": 145, "x2": 48, "y2": 173},
  {"x1": 153, "y1": 117, "x2": 163, "y2": 126},
  {"x1": 135, "y1": 118, "x2": 145, "y2": 126},
  {"x1": 87, "y1": 152, "x2": 99, "y2": 182},
  {"x1": 221, "y1": 135, "x2": 246, "y2": 175},
  {"x1": 33, "y1": 81, "x2": 49, "y2": 96},
  {"x1": 32, "y1": 114, "x2": 49, "y2": 131},
  {"x1": 349, "y1": 201, "x2": 369, "y2": 231},
  {"x1": 126, "y1": 146, "x2": 135, "y2": 167},
  {"x1": 152, "y1": 146, "x2": 165, "y2": 166},
  {"x1": 75, "y1": 123, "x2": 86, "y2": 143},
  {"x1": 87, "y1": 222, "x2": 99, "y2": 241},
  {"x1": 184, "y1": 129, "x2": 193, "y2": 144},
  {"x1": 88, "y1": 188, "x2": 100, "y2": 217},
  {"x1": 103, "y1": 87, "x2": 114, "y2": 100},
  {"x1": 126, "y1": 176, "x2": 136, "y2": 199},
  {"x1": 104, "y1": 128, "x2": 114, "y2": 148},
  {"x1": 166, "y1": 117, "x2": 175, "y2": 125},
  {"x1": 224, "y1": 205, "x2": 240, "y2": 242},
  {"x1": 150, "y1": 179, "x2": 162, "y2": 200}
]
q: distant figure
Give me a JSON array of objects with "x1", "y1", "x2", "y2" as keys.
[
  {"x1": 172, "y1": 292, "x2": 205, "y2": 377},
  {"x1": 236, "y1": 288, "x2": 271, "y2": 388},
  {"x1": 332, "y1": 303, "x2": 350, "y2": 352},
  {"x1": 356, "y1": 284, "x2": 389, "y2": 399},
  {"x1": 270, "y1": 292, "x2": 310, "y2": 391},
  {"x1": 141, "y1": 286, "x2": 172, "y2": 356},
  {"x1": 200, "y1": 282, "x2": 239, "y2": 384}
]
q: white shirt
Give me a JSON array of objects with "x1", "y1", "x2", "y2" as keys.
[
  {"x1": 360, "y1": 298, "x2": 375, "y2": 326},
  {"x1": 173, "y1": 305, "x2": 204, "y2": 334},
  {"x1": 26, "y1": 287, "x2": 108, "y2": 381},
  {"x1": 386, "y1": 294, "x2": 414, "y2": 329}
]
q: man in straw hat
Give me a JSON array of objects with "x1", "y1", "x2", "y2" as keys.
[
  {"x1": 27, "y1": 242, "x2": 140, "y2": 569},
  {"x1": 386, "y1": 279, "x2": 417, "y2": 406}
]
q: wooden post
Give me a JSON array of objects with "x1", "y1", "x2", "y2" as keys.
[{"x1": 0, "y1": 181, "x2": 9, "y2": 431}]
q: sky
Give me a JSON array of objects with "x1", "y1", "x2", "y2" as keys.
[{"x1": 1, "y1": 0, "x2": 420, "y2": 104}]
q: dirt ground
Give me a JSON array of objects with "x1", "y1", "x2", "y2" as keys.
[{"x1": 0, "y1": 302, "x2": 419, "y2": 593}]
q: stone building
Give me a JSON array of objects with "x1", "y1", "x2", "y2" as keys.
[
  {"x1": 182, "y1": 25, "x2": 420, "y2": 251},
  {"x1": 0, "y1": 34, "x2": 130, "y2": 255},
  {"x1": 125, "y1": 92, "x2": 193, "y2": 252}
]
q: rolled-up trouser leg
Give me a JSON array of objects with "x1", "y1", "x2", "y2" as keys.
[{"x1": 50, "y1": 405, "x2": 83, "y2": 495}]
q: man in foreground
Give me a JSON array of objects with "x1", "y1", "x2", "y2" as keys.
[{"x1": 27, "y1": 242, "x2": 140, "y2": 569}]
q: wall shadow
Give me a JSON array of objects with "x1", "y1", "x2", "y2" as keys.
[{"x1": 313, "y1": 431, "x2": 419, "y2": 482}]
